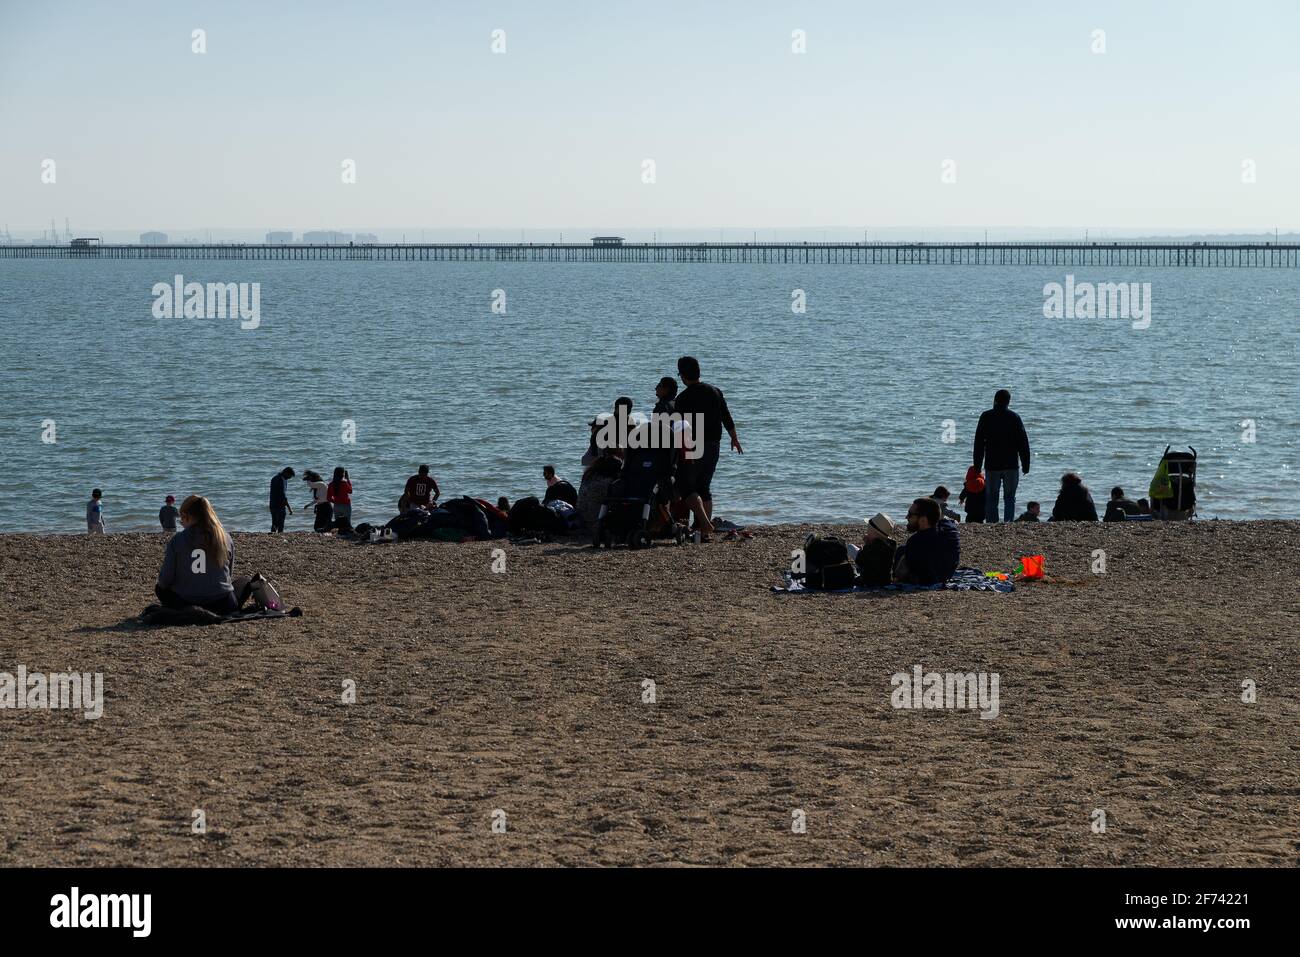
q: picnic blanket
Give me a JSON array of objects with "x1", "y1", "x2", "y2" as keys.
[
  {"x1": 137, "y1": 603, "x2": 303, "y2": 627},
  {"x1": 772, "y1": 567, "x2": 1014, "y2": 594}
]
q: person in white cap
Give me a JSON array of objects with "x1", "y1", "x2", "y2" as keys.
[{"x1": 855, "y1": 512, "x2": 898, "y2": 586}]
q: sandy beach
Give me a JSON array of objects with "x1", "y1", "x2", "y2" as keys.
[{"x1": 0, "y1": 520, "x2": 1296, "y2": 867}]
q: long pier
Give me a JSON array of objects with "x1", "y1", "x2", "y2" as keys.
[{"x1": 3, "y1": 241, "x2": 1299, "y2": 267}]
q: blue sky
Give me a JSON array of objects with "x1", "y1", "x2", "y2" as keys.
[{"x1": 1, "y1": 0, "x2": 1297, "y2": 237}]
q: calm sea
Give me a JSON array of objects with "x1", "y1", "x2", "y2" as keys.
[{"x1": 2, "y1": 258, "x2": 1297, "y2": 532}]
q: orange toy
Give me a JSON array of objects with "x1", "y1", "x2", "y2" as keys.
[{"x1": 1018, "y1": 555, "x2": 1045, "y2": 579}]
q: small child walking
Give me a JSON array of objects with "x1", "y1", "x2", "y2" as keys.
[{"x1": 86, "y1": 488, "x2": 106, "y2": 534}]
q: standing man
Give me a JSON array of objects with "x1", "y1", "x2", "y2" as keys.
[
  {"x1": 86, "y1": 488, "x2": 105, "y2": 535},
  {"x1": 973, "y1": 389, "x2": 1030, "y2": 524},
  {"x1": 270, "y1": 467, "x2": 294, "y2": 532},
  {"x1": 674, "y1": 356, "x2": 741, "y2": 528}
]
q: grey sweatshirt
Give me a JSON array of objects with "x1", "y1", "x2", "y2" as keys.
[{"x1": 156, "y1": 526, "x2": 235, "y2": 603}]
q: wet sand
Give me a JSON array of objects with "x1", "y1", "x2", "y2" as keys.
[{"x1": 0, "y1": 520, "x2": 1297, "y2": 866}]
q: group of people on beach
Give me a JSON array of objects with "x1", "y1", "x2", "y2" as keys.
[
  {"x1": 79, "y1": 379, "x2": 1178, "y2": 614},
  {"x1": 848, "y1": 388, "x2": 1161, "y2": 588},
  {"x1": 922, "y1": 389, "x2": 1157, "y2": 527},
  {"x1": 246, "y1": 356, "x2": 739, "y2": 542},
  {"x1": 574, "y1": 355, "x2": 742, "y2": 541}
]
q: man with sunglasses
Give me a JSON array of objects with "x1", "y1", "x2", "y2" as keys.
[{"x1": 893, "y1": 497, "x2": 961, "y2": 585}]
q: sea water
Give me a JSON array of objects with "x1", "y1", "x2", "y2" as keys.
[{"x1": 2, "y1": 258, "x2": 1296, "y2": 531}]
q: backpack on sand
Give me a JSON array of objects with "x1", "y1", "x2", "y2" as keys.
[
  {"x1": 801, "y1": 534, "x2": 856, "y2": 589},
  {"x1": 248, "y1": 573, "x2": 283, "y2": 612}
]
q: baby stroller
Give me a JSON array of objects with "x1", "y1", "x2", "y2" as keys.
[
  {"x1": 594, "y1": 447, "x2": 687, "y2": 549},
  {"x1": 1149, "y1": 445, "x2": 1197, "y2": 520}
]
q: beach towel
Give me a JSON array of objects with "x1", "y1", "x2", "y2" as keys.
[
  {"x1": 136, "y1": 603, "x2": 303, "y2": 627},
  {"x1": 771, "y1": 567, "x2": 1014, "y2": 595}
]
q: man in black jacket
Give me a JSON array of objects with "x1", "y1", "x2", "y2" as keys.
[
  {"x1": 973, "y1": 389, "x2": 1030, "y2": 524},
  {"x1": 893, "y1": 498, "x2": 961, "y2": 585}
]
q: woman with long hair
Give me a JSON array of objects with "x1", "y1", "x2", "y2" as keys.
[
  {"x1": 155, "y1": 495, "x2": 249, "y2": 613},
  {"x1": 302, "y1": 470, "x2": 332, "y2": 532},
  {"x1": 1050, "y1": 472, "x2": 1099, "y2": 522},
  {"x1": 327, "y1": 467, "x2": 352, "y2": 527}
]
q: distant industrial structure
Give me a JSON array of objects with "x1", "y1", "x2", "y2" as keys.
[
  {"x1": 266, "y1": 231, "x2": 294, "y2": 244},
  {"x1": 355, "y1": 233, "x2": 379, "y2": 244},
  {"x1": 139, "y1": 231, "x2": 168, "y2": 245},
  {"x1": 302, "y1": 230, "x2": 352, "y2": 244}
]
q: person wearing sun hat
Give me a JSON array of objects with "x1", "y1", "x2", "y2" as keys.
[
  {"x1": 158, "y1": 495, "x2": 180, "y2": 533},
  {"x1": 855, "y1": 511, "x2": 898, "y2": 586}
]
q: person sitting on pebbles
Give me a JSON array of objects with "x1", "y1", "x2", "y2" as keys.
[
  {"x1": 855, "y1": 512, "x2": 898, "y2": 586},
  {"x1": 893, "y1": 498, "x2": 960, "y2": 585}
]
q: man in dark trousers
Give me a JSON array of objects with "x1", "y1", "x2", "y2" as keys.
[
  {"x1": 973, "y1": 389, "x2": 1030, "y2": 524},
  {"x1": 269, "y1": 467, "x2": 294, "y2": 532},
  {"x1": 674, "y1": 356, "x2": 742, "y2": 531}
]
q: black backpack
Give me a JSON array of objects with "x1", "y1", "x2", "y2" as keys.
[
  {"x1": 801, "y1": 534, "x2": 856, "y2": 589},
  {"x1": 544, "y1": 480, "x2": 579, "y2": 506},
  {"x1": 803, "y1": 534, "x2": 849, "y2": 568}
]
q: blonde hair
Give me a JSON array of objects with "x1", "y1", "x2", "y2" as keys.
[{"x1": 179, "y1": 495, "x2": 229, "y2": 569}]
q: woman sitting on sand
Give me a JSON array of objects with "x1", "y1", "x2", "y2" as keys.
[
  {"x1": 156, "y1": 495, "x2": 251, "y2": 614},
  {"x1": 1050, "y1": 472, "x2": 1099, "y2": 522}
]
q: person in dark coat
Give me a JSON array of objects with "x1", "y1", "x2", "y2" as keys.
[
  {"x1": 855, "y1": 512, "x2": 898, "y2": 586},
  {"x1": 893, "y1": 498, "x2": 961, "y2": 585},
  {"x1": 1103, "y1": 486, "x2": 1142, "y2": 522},
  {"x1": 973, "y1": 389, "x2": 1030, "y2": 524},
  {"x1": 1051, "y1": 473, "x2": 1099, "y2": 521},
  {"x1": 269, "y1": 467, "x2": 294, "y2": 532}
]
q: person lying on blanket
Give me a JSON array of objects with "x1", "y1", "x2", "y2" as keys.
[
  {"x1": 156, "y1": 495, "x2": 253, "y2": 615},
  {"x1": 893, "y1": 498, "x2": 961, "y2": 585},
  {"x1": 856, "y1": 512, "x2": 899, "y2": 586}
]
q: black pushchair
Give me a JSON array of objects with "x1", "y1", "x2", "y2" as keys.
[
  {"x1": 594, "y1": 447, "x2": 686, "y2": 548},
  {"x1": 1150, "y1": 445, "x2": 1197, "y2": 519}
]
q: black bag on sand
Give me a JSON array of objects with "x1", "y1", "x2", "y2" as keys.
[
  {"x1": 442, "y1": 496, "x2": 492, "y2": 539},
  {"x1": 799, "y1": 534, "x2": 856, "y2": 589},
  {"x1": 386, "y1": 509, "x2": 431, "y2": 539},
  {"x1": 805, "y1": 561, "x2": 857, "y2": 589},
  {"x1": 802, "y1": 534, "x2": 849, "y2": 569},
  {"x1": 509, "y1": 496, "x2": 564, "y2": 535}
]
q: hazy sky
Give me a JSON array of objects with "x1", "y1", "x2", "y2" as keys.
[{"x1": 2, "y1": 0, "x2": 1298, "y2": 236}]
